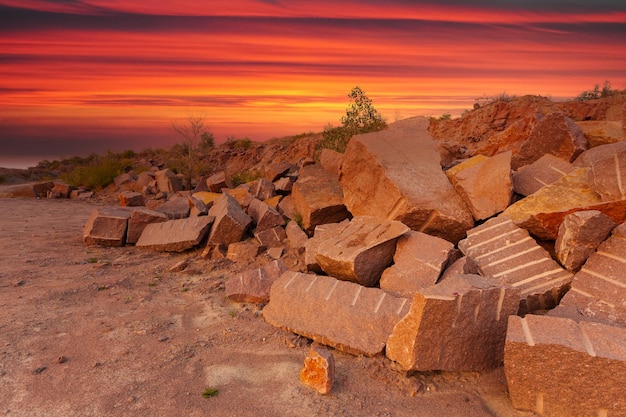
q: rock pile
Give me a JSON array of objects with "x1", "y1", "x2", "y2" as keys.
[{"x1": 82, "y1": 94, "x2": 626, "y2": 412}]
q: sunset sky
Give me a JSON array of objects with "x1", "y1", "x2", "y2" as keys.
[{"x1": 1, "y1": 1, "x2": 625, "y2": 168}]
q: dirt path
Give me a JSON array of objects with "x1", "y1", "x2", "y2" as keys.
[{"x1": 0, "y1": 196, "x2": 533, "y2": 417}]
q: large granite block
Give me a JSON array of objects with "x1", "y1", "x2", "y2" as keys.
[
  {"x1": 263, "y1": 271, "x2": 410, "y2": 356},
  {"x1": 459, "y1": 215, "x2": 573, "y2": 314},
  {"x1": 386, "y1": 275, "x2": 520, "y2": 372},
  {"x1": 136, "y1": 216, "x2": 213, "y2": 252},
  {"x1": 339, "y1": 116, "x2": 474, "y2": 243},
  {"x1": 314, "y1": 216, "x2": 409, "y2": 287},
  {"x1": 505, "y1": 314, "x2": 626, "y2": 417}
]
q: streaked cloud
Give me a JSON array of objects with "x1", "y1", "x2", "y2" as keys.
[{"x1": 0, "y1": 0, "x2": 625, "y2": 165}]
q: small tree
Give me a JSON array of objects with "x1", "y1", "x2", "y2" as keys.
[
  {"x1": 171, "y1": 114, "x2": 212, "y2": 187},
  {"x1": 318, "y1": 86, "x2": 387, "y2": 155},
  {"x1": 341, "y1": 86, "x2": 387, "y2": 135},
  {"x1": 574, "y1": 80, "x2": 617, "y2": 101}
]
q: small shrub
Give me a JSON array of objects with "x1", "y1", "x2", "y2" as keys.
[
  {"x1": 474, "y1": 92, "x2": 518, "y2": 108},
  {"x1": 292, "y1": 212, "x2": 304, "y2": 230},
  {"x1": 574, "y1": 80, "x2": 619, "y2": 101},
  {"x1": 225, "y1": 136, "x2": 253, "y2": 150},
  {"x1": 231, "y1": 169, "x2": 261, "y2": 187},
  {"x1": 0, "y1": 175, "x2": 6, "y2": 184},
  {"x1": 438, "y1": 113, "x2": 452, "y2": 121},
  {"x1": 202, "y1": 387, "x2": 219, "y2": 398}
]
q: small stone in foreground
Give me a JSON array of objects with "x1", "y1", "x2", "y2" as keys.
[{"x1": 300, "y1": 344, "x2": 335, "y2": 395}]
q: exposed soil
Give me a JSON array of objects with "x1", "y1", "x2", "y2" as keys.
[{"x1": 0, "y1": 193, "x2": 534, "y2": 417}]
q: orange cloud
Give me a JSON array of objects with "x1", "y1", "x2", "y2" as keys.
[{"x1": 0, "y1": 1, "x2": 625, "y2": 165}]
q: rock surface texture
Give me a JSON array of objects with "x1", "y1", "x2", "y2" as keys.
[
  {"x1": 504, "y1": 314, "x2": 626, "y2": 417},
  {"x1": 314, "y1": 216, "x2": 409, "y2": 287},
  {"x1": 386, "y1": 274, "x2": 520, "y2": 372},
  {"x1": 339, "y1": 116, "x2": 474, "y2": 243}
]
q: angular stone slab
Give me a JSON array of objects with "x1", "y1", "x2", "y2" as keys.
[
  {"x1": 511, "y1": 112, "x2": 588, "y2": 170},
  {"x1": 445, "y1": 151, "x2": 513, "y2": 221},
  {"x1": 585, "y1": 145, "x2": 626, "y2": 202},
  {"x1": 265, "y1": 161, "x2": 295, "y2": 182},
  {"x1": 304, "y1": 221, "x2": 350, "y2": 273},
  {"x1": 511, "y1": 154, "x2": 575, "y2": 196},
  {"x1": 154, "y1": 194, "x2": 190, "y2": 219},
  {"x1": 155, "y1": 168, "x2": 183, "y2": 193},
  {"x1": 136, "y1": 216, "x2": 213, "y2": 252},
  {"x1": 207, "y1": 193, "x2": 252, "y2": 246},
  {"x1": 273, "y1": 177, "x2": 293, "y2": 195},
  {"x1": 292, "y1": 164, "x2": 350, "y2": 233},
  {"x1": 226, "y1": 241, "x2": 262, "y2": 263},
  {"x1": 559, "y1": 223, "x2": 626, "y2": 326},
  {"x1": 315, "y1": 216, "x2": 409, "y2": 287},
  {"x1": 459, "y1": 215, "x2": 573, "y2": 314},
  {"x1": 576, "y1": 121, "x2": 625, "y2": 147},
  {"x1": 224, "y1": 186, "x2": 253, "y2": 209},
  {"x1": 225, "y1": 259, "x2": 287, "y2": 303},
  {"x1": 340, "y1": 116, "x2": 474, "y2": 243},
  {"x1": 319, "y1": 148, "x2": 343, "y2": 178},
  {"x1": 285, "y1": 220, "x2": 309, "y2": 253},
  {"x1": 263, "y1": 271, "x2": 410, "y2": 356},
  {"x1": 119, "y1": 191, "x2": 145, "y2": 207},
  {"x1": 114, "y1": 172, "x2": 134, "y2": 188},
  {"x1": 573, "y1": 141, "x2": 626, "y2": 168},
  {"x1": 555, "y1": 210, "x2": 616, "y2": 272},
  {"x1": 504, "y1": 314, "x2": 626, "y2": 417},
  {"x1": 249, "y1": 178, "x2": 276, "y2": 201},
  {"x1": 248, "y1": 198, "x2": 285, "y2": 232},
  {"x1": 254, "y1": 225, "x2": 287, "y2": 248},
  {"x1": 83, "y1": 208, "x2": 131, "y2": 247},
  {"x1": 126, "y1": 208, "x2": 168, "y2": 244},
  {"x1": 503, "y1": 168, "x2": 626, "y2": 240},
  {"x1": 206, "y1": 171, "x2": 232, "y2": 192},
  {"x1": 380, "y1": 230, "x2": 455, "y2": 297},
  {"x1": 386, "y1": 275, "x2": 520, "y2": 372}
]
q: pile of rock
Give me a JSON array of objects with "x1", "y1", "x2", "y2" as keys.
[{"x1": 83, "y1": 105, "x2": 626, "y2": 414}]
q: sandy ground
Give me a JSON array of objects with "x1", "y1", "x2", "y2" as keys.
[{"x1": 0, "y1": 194, "x2": 535, "y2": 417}]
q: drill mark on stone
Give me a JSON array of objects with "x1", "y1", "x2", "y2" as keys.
[
  {"x1": 325, "y1": 280, "x2": 339, "y2": 301},
  {"x1": 373, "y1": 292, "x2": 386, "y2": 314},
  {"x1": 305, "y1": 276, "x2": 318, "y2": 292},
  {"x1": 351, "y1": 286, "x2": 363, "y2": 306},
  {"x1": 521, "y1": 317, "x2": 535, "y2": 347},
  {"x1": 496, "y1": 288, "x2": 505, "y2": 321},
  {"x1": 283, "y1": 272, "x2": 297, "y2": 289}
]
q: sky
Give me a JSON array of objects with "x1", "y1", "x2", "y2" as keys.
[{"x1": 1, "y1": 1, "x2": 625, "y2": 168}]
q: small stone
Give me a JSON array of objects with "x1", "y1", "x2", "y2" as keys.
[
  {"x1": 169, "y1": 260, "x2": 189, "y2": 272},
  {"x1": 300, "y1": 344, "x2": 335, "y2": 395}
]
